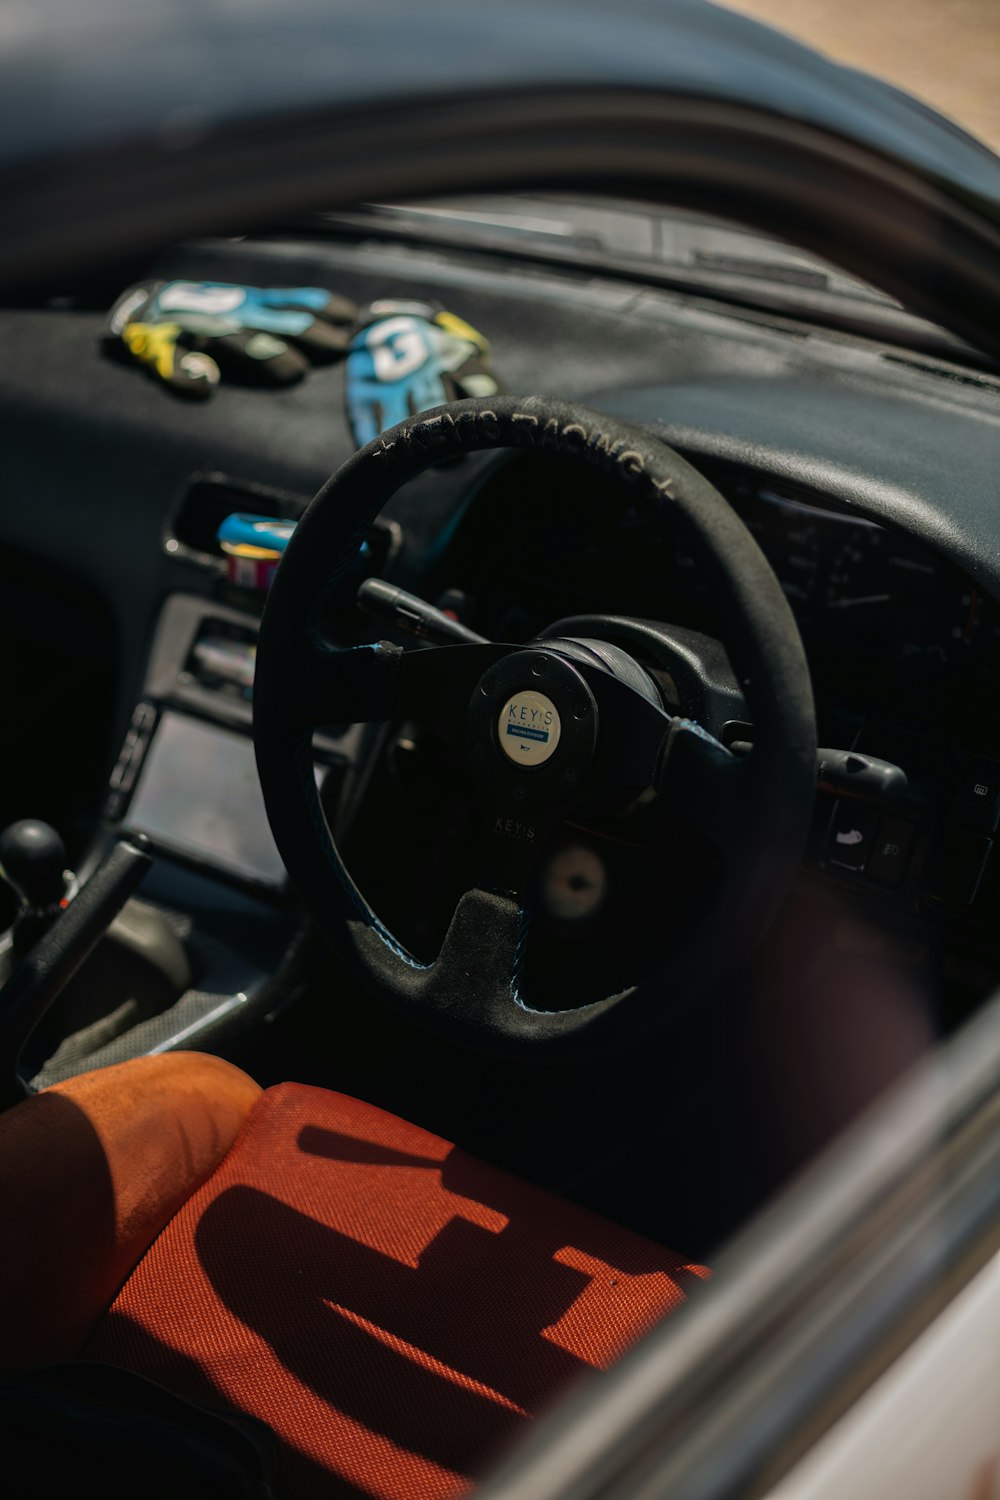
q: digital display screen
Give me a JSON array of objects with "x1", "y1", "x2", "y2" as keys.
[{"x1": 125, "y1": 711, "x2": 290, "y2": 887}]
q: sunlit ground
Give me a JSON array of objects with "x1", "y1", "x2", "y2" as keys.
[{"x1": 718, "y1": 0, "x2": 1000, "y2": 154}]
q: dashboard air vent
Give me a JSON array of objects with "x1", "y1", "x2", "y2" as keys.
[{"x1": 167, "y1": 474, "x2": 310, "y2": 564}]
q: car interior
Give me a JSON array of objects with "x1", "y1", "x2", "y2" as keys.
[{"x1": 2, "y1": 101, "x2": 1000, "y2": 1496}]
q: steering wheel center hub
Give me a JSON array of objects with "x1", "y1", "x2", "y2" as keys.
[
  {"x1": 468, "y1": 650, "x2": 599, "y2": 810},
  {"x1": 497, "y1": 689, "x2": 562, "y2": 766}
]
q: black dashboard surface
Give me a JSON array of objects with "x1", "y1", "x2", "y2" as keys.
[
  {"x1": 3, "y1": 233, "x2": 1000, "y2": 644},
  {"x1": 2, "y1": 231, "x2": 1000, "y2": 881}
]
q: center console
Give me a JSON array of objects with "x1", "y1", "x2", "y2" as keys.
[
  {"x1": 23, "y1": 591, "x2": 372, "y2": 1087},
  {"x1": 106, "y1": 594, "x2": 364, "y2": 894}
]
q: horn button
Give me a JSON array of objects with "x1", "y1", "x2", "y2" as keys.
[
  {"x1": 468, "y1": 651, "x2": 599, "y2": 806},
  {"x1": 497, "y1": 689, "x2": 562, "y2": 766}
]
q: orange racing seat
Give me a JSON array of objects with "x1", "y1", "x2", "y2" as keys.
[{"x1": 0, "y1": 1054, "x2": 706, "y2": 1498}]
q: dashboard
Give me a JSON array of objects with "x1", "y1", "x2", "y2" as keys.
[
  {"x1": 3, "y1": 224, "x2": 1000, "y2": 1034},
  {"x1": 437, "y1": 437, "x2": 1000, "y2": 953},
  {"x1": 447, "y1": 454, "x2": 1000, "y2": 698},
  {"x1": 4, "y1": 15, "x2": 999, "y2": 1486},
  {"x1": 715, "y1": 477, "x2": 994, "y2": 676}
]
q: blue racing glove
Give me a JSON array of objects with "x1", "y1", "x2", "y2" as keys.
[
  {"x1": 108, "y1": 279, "x2": 358, "y2": 396},
  {"x1": 345, "y1": 300, "x2": 503, "y2": 446}
]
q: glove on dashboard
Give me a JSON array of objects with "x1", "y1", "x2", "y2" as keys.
[
  {"x1": 107, "y1": 280, "x2": 358, "y2": 396},
  {"x1": 345, "y1": 300, "x2": 503, "y2": 446}
]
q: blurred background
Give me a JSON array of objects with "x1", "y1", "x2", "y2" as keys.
[{"x1": 720, "y1": 0, "x2": 1000, "y2": 152}]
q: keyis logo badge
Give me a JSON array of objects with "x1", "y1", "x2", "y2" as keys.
[{"x1": 497, "y1": 690, "x2": 562, "y2": 767}]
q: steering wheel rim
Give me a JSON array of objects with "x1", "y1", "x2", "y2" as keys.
[{"x1": 254, "y1": 395, "x2": 816, "y2": 1052}]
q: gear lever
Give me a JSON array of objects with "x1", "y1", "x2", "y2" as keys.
[
  {"x1": 0, "y1": 820, "x2": 77, "y2": 959},
  {"x1": 0, "y1": 819, "x2": 69, "y2": 908}
]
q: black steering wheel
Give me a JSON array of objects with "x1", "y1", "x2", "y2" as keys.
[{"x1": 254, "y1": 395, "x2": 816, "y2": 1052}]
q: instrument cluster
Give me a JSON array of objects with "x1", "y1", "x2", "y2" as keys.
[
  {"x1": 452, "y1": 452, "x2": 1000, "y2": 695},
  {"x1": 725, "y1": 485, "x2": 996, "y2": 674}
]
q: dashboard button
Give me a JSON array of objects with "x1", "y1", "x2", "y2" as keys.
[
  {"x1": 867, "y1": 815, "x2": 915, "y2": 887},
  {"x1": 953, "y1": 757, "x2": 1000, "y2": 833},
  {"x1": 924, "y1": 825, "x2": 992, "y2": 909},
  {"x1": 826, "y1": 801, "x2": 878, "y2": 873}
]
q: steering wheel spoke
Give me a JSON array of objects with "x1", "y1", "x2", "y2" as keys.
[
  {"x1": 471, "y1": 798, "x2": 576, "y2": 900},
  {"x1": 295, "y1": 637, "x2": 510, "y2": 735},
  {"x1": 394, "y1": 641, "x2": 510, "y2": 742},
  {"x1": 580, "y1": 670, "x2": 674, "y2": 795},
  {"x1": 655, "y1": 719, "x2": 748, "y2": 850},
  {"x1": 295, "y1": 638, "x2": 404, "y2": 728}
]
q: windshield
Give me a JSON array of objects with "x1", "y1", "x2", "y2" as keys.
[{"x1": 301, "y1": 195, "x2": 989, "y2": 370}]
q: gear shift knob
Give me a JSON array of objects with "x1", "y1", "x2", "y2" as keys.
[{"x1": 0, "y1": 820, "x2": 69, "y2": 910}]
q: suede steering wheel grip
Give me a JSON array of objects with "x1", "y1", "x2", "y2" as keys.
[{"x1": 253, "y1": 395, "x2": 817, "y2": 1052}]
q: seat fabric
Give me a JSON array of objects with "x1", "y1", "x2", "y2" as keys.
[
  {"x1": 86, "y1": 1081, "x2": 706, "y2": 1499},
  {"x1": 0, "y1": 1052, "x2": 262, "y2": 1373}
]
